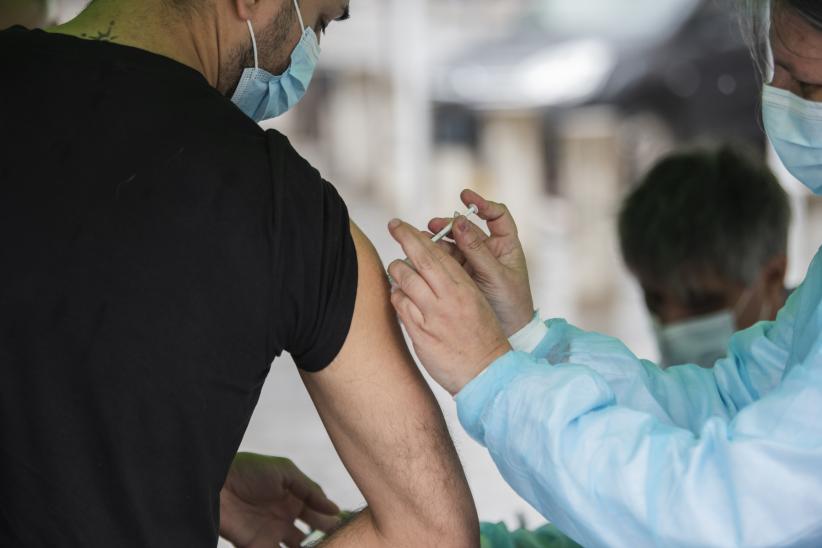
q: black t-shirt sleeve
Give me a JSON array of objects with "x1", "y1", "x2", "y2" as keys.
[{"x1": 266, "y1": 130, "x2": 358, "y2": 372}]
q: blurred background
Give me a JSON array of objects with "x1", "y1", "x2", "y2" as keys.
[{"x1": 19, "y1": 0, "x2": 822, "y2": 535}]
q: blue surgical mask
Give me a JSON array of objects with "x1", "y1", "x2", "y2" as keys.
[
  {"x1": 653, "y1": 311, "x2": 735, "y2": 369},
  {"x1": 762, "y1": 84, "x2": 822, "y2": 195},
  {"x1": 230, "y1": 0, "x2": 320, "y2": 122},
  {"x1": 653, "y1": 284, "x2": 770, "y2": 369}
]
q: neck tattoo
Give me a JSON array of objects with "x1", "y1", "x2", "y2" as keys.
[{"x1": 80, "y1": 20, "x2": 118, "y2": 42}]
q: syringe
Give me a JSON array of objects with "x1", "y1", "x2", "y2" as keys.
[
  {"x1": 429, "y1": 203, "x2": 479, "y2": 243},
  {"x1": 389, "y1": 203, "x2": 479, "y2": 286}
]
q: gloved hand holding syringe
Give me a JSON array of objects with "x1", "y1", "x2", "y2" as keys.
[{"x1": 388, "y1": 203, "x2": 479, "y2": 286}]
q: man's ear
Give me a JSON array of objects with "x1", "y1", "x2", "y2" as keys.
[
  {"x1": 234, "y1": 0, "x2": 257, "y2": 22},
  {"x1": 235, "y1": 0, "x2": 289, "y2": 27}
]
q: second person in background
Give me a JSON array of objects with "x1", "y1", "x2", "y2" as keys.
[{"x1": 619, "y1": 145, "x2": 792, "y2": 368}]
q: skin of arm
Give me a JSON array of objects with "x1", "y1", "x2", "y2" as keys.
[{"x1": 300, "y1": 222, "x2": 479, "y2": 547}]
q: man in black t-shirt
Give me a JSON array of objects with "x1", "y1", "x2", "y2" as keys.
[{"x1": 0, "y1": 1, "x2": 478, "y2": 546}]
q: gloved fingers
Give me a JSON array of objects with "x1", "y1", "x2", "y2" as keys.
[
  {"x1": 387, "y1": 257, "x2": 435, "y2": 309},
  {"x1": 388, "y1": 219, "x2": 465, "y2": 297},
  {"x1": 452, "y1": 216, "x2": 504, "y2": 281},
  {"x1": 460, "y1": 189, "x2": 519, "y2": 238},
  {"x1": 434, "y1": 239, "x2": 467, "y2": 266},
  {"x1": 390, "y1": 286, "x2": 426, "y2": 331}
]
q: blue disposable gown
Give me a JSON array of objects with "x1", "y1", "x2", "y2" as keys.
[{"x1": 457, "y1": 246, "x2": 822, "y2": 547}]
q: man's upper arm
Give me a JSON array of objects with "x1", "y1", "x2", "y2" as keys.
[{"x1": 300, "y1": 222, "x2": 478, "y2": 546}]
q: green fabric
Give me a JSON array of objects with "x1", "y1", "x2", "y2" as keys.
[{"x1": 480, "y1": 522, "x2": 582, "y2": 548}]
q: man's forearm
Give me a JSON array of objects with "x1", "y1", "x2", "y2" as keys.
[
  {"x1": 368, "y1": 395, "x2": 478, "y2": 546},
  {"x1": 308, "y1": 379, "x2": 479, "y2": 547}
]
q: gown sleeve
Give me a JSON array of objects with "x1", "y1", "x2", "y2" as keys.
[
  {"x1": 509, "y1": 288, "x2": 799, "y2": 432},
  {"x1": 458, "y1": 250, "x2": 822, "y2": 547}
]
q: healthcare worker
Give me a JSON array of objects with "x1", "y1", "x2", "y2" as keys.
[
  {"x1": 386, "y1": 0, "x2": 822, "y2": 545},
  {"x1": 619, "y1": 145, "x2": 791, "y2": 369}
]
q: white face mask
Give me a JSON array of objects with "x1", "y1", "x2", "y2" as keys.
[
  {"x1": 653, "y1": 311, "x2": 736, "y2": 369},
  {"x1": 653, "y1": 285, "x2": 771, "y2": 369},
  {"x1": 762, "y1": 84, "x2": 822, "y2": 195}
]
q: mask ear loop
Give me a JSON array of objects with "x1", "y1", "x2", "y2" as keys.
[
  {"x1": 293, "y1": 0, "x2": 306, "y2": 31},
  {"x1": 733, "y1": 275, "x2": 772, "y2": 324},
  {"x1": 246, "y1": 20, "x2": 259, "y2": 69},
  {"x1": 760, "y1": 300, "x2": 773, "y2": 323}
]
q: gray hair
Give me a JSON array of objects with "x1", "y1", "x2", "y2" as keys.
[
  {"x1": 737, "y1": 0, "x2": 822, "y2": 81},
  {"x1": 618, "y1": 145, "x2": 791, "y2": 305},
  {"x1": 736, "y1": 0, "x2": 773, "y2": 81}
]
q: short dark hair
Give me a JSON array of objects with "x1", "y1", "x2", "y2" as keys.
[{"x1": 618, "y1": 145, "x2": 791, "y2": 304}]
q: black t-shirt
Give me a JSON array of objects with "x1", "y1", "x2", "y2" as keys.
[{"x1": 0, "y1": 27, "x2": 357, "y2": 546}]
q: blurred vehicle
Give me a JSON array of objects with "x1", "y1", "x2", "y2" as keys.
[{"x1": 433, "y1": 0, "x2": 764, "y2": 184}]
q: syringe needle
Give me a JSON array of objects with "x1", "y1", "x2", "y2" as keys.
[
  {"x1": 430, "y1": 203, "x2": 478, "y2": 243},
  {"x1": 388, "y1": 204, "x2": 479, "y2": 286},
  {"x1": 388, "y1": 203, "x2": 479, "y2": 287}
]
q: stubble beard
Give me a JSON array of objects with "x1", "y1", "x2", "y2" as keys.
[{"x1": 217, "y1": 3, "x2": 297, "y2": 97}]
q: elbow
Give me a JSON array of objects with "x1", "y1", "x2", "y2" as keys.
[
  {"x1": 375, "y1": 506, "x2": 480, "y2": 547},
  {"x1": 448, "y1": 522, "x2": 481, "y2": 547},
  {"x1": 414, "y1": 480, "x2": 480, "y2": 546},
  {"x1": 379, "y1": 525, "x2": 479, "y2": 547},
  {"x1": 428, "y1": 512, "x2": 480, "y2": 547}
]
